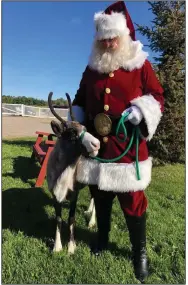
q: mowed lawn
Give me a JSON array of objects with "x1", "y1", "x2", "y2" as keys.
[{"x1": 2, "y1": 138, "x2": 185, "y2": 284}]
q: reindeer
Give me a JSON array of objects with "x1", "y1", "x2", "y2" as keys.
[{"x1": 46, "y1": 92, "x2": 100, "y2": 254}]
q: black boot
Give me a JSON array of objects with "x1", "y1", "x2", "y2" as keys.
[
  {"x1": 125, "y1": 212, "x2": 148, "y2": 282},
  {"x1": 91, "y1": 229, "x2": 109, "y2": 256},
  {"x1": 90, "y1": 189, "x2": 114, "y2": 256}
]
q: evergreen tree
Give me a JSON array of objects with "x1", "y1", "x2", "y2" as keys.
[{"x1": 136, "y1": 1, "x2": 185, "y2": 164}]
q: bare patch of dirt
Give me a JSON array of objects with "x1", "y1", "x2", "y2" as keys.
[{"x1": 2, "y1": 116, "x2": 54, "y2": 138}]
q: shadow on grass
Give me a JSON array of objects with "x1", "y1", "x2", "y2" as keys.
[
  {"x1": 2, "y1": 187, "x2": 92, "y2": 246},
  {"x1": 2, "y1": 186, "x2": 131, "y2": 259},
  {"x1": 3, "y1": 156, "x2": 41, "y2": 185},
  {"x1": 2, "y1": 187, "x2": 52, "y2": 238},
  {"x1": 3, "y1": 139, "x2": 38, "y2": 186}
]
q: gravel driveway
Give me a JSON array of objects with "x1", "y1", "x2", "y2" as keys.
[{"x1": 2, "y1": 116, "x2": 54, "y2": 139}]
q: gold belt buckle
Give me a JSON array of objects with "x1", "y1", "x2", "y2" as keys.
[{"x1": 94, "y1": 113, "x2": 112, "y2": 136}]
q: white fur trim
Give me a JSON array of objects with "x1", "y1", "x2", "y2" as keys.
[
  {"x1": 76, "y1": 157, "x2": 152, "y2": 192},
  {"x1": 131, "y1": 95, "x2": 162, "y2": 141},
  {"x1": 94, "y1": 11, "x2": 129, "y2": 40},
  {"x1": 123, "y1": 41, "x2": 148, "y2": 71},
  {"x1": 67, "y1": 105, "x2": 85, "y2": 123},
  {"x1": 76, "y1": 157, "x2": 100, "y2": 185}
]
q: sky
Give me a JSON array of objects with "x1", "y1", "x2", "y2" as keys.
[{"x1": 2, "y1": 1, "x2": 156, "y2": 101}]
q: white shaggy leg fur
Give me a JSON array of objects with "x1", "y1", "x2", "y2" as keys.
[
  {"x1": 53, "y1": 165, "x2": 76, "y2": 203},
  {"x1": 68, "y1": 240, "x2": 77, "y2": 255},
  {"x1": 88, "y1": 203, "x2": 96, "y2": 229},
  {"x1": 68, "y1": 218, "x2": 76, "y2": 255},
  {"x1": 53, "y1": 219, "x2": 63, "y2": 252},
  {"x1": 84, "y1": 198, "x2": 94, "y2": 214},
  {"x1": 84, "y1": 198, "x2": 96, "y2": 228}
]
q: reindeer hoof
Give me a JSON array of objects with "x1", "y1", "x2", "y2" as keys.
[
  {"x1": 53, "y1": 242, "x2": 63, "y2": 252},
  {"x1": 88, "y1": 222, "x2": 96, "y2": 229},
  {"x1": 68, "y1": 241, "x2": 76, "y2": 255},
  {"x1": 53, "y1": 246, "x2": 63, "y2": 252}
]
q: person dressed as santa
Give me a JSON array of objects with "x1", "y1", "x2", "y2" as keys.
[{"x1": 68, "y1": 1, "x2": 164, "y2": 282}]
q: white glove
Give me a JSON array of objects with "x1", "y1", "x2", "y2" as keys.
[
  {"x1": 122, "y1": 106, "x2": 143, "y2": 125},
  {"x1": 81, "y1": 132, "x2": 100, "y2": 157}
]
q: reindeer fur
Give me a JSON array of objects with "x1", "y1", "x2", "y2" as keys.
[{"x1": 46, "y1": 92, "x2": 99, "y2": 254}]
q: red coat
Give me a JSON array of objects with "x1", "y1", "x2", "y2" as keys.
[{"x1": 73, "y1": 59, "x2": 164, "y2": 192}]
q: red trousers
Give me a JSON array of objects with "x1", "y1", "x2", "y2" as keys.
[{"x1": 90, "y1": 185, "x2": 147, "y2": 217}]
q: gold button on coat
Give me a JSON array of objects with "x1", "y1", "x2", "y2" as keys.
[
  {"x1": 104, "y1": 104, "x2": 109, "y2": 111},
  {"x1": 105, "y1": 88, "x2": 111, "y2": 94},
  {"x1": 103, "y1": 137, "x2": 108, "y2": 143},
  {"x1": 109, "y1": 72, "x2": 114, "y2": 78}
]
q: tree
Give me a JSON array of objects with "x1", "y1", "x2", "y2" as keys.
[
  {"x1": 136, "y1": 1, "x2": 185, "y2": 164},
  {"x1": 2, "y1": 95, "x2": 69, "y2": 108}
]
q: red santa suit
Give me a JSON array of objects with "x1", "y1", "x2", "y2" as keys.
[
  {"x1": 72, "y1": 3, "x2": 164, "y2": 211},
  {"x1": 70, "y1": 1, "x2": 164, "y2": 280}
]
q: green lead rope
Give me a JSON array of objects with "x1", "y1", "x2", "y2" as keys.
[
  {"x1": 93, "y1": 112, "x2": 141, "y2": 181},
  {"x1": 80, "y1": 112, "x2": 141, "y2": 180}
]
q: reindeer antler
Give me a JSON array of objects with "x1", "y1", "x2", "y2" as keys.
[
  {"x1": 48, "y1": 92, "x2": 67, "y2": 126},
  {"x1": 66, "y1": 93, "x2": 76, "y2": 121}
]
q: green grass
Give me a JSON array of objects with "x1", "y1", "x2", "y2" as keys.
[{"x1": 2, "y1": 138, "x2": 185, "y2": 284}]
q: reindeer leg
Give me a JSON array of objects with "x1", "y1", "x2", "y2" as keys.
[
  {"x1": 84, "y1": 197, "x2": 96, "y2": 228},
  {"x1": 84, "y1": 197, "x2": 94, "y2": 215},
  {"x1": 53, "y1": 198, "x2": 63, "y2": 252},
  {"x1": 88, "y1": 201, "x2": 96, "y2": 229},
  {"x1": 67, "y1": 188, "x2": 79, "y2": 255}
]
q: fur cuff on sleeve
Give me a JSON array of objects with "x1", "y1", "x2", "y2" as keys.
[{"x1": 131, "y1": 95, "x2": 162, "y2": 141}]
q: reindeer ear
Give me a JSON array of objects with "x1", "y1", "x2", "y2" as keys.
[{"x1": 51, "y1": 120, "x2": 61, "y2": 136}]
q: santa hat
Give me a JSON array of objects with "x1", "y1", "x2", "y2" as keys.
[{"x1": 94, "y1": 1, "x2": 136, "y2": 41}]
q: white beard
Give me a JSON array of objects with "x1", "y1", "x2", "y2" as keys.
[{"x1": 88, "y1": 35, "x2": 148, "y2": 74}]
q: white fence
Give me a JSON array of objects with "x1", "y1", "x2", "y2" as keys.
[{"x1": 2, "y1": 103, "x2": 68, "y2": 119}]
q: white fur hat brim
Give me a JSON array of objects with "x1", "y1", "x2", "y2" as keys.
[{"x1": 94, "y1": 11, "x2": 130, "y2": 40}]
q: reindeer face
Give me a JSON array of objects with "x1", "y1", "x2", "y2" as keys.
[
  {"x1": 48, "y1": 92, "x2": 99, "y2": 157},
  {"x1": 66, "y1": 121, "x2": 86, "y2": 137},
  {"x1": 51, "y1": 120, "x2": 86, "y2": 141}
]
